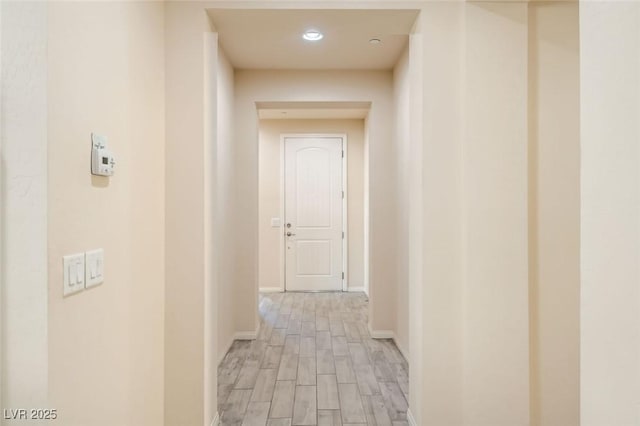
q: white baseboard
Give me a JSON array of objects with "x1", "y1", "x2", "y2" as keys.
[
  {"x1": 259, "y1": 287, "x2": 284, "y2": 293},
  {"x1": 210, "y1": 412, "x2": 220, "y2": 426},
  {"x1": 347, "y1": 286, "x2": 366, "y2": 293},
  {"x1": 234, "y1": 330, "x2": 257, "y2": 340},
  {"x1": 368, "y1": 324, "x2": 395, "y2": 339},
  {"x1": 407, "y1": 408, "x2": 417, "y2": 426}
]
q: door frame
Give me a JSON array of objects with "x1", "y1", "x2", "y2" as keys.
[{"x1": 279, "y1": 133, "x2": 348, "y2": 292}]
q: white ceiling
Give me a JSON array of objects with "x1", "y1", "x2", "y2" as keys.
[{"x1": 207, "y1": 9, "x2": 419, "y2": 70}]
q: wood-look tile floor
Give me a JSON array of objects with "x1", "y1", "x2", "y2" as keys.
[{"x1": 218, "y1": 292, "x2": 409, "y2": 426}]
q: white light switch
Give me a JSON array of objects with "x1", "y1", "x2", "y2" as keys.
[
  {"x1": 63, "y1": 253, "x2": 85, "y2": 296},
  {"x1": 85, "y1": 249, "x2": 104, "y2": 289},
  {"x1": 68, "y1": 262, "x2": 77, "y2": 285},
  {"x1": 271, "y1": 218, "x2": 281, "y2": 228}
]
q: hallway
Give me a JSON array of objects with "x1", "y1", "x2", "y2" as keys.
[{"x1": 218, "y1": 292, "x2": 409, "y2": 425}]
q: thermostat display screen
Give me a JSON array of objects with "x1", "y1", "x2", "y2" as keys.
[{"x1": 91, "y1": 133, "x2": 115, "y2": 177}]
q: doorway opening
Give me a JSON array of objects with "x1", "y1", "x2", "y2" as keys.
[{"x1": 258, "y1": 108, "x2": 369, "y2": 294}]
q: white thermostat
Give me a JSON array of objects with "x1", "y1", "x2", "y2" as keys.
[{"x1": 91, "y1": 133, "x2": 116, "y2": 176}]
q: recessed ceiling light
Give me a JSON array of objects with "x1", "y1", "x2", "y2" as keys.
[
  {"x1": 369, "y1": 38, "x2": 382, "y2": 45},
  {"x1": 303, "y1": 30, "x2": 324, "y2": 41}
]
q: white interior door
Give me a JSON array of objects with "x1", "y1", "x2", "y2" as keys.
[{"x1": 284, "y1": 136, "x2": 343, "y2": 291}]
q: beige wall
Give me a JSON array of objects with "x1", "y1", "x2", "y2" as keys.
[
  {"x1": 165, "y1": 2, "x2": 226, "y2": 424},
  {"x1": 463, "y1": 3, "x2": 530, "y2": 424},
  {"x1": 0, "y1": 0, "x2": 3, "y2": 410},
  {"x1": 393, "y1": 47, "x2": 410, "y2": 359},
  {"x1": 205, "y1": 35, "x2": 234, "y2": 423},
  {"x1": 165, "y1": 2, "x2": 205, "y2": 423},
  {"x1": 203, "y1": 32, "x2": 217, "y2": 426},
  {"x1": 528, "y1": 3, "x2": 580, "y2": 425},
  {"x1": 1, "y1": 0, "x2": 49, "y2": 415},
  {"x1": 258, "y1": 119, "x2": 365, "y2": 292},
  {"x1": 580, "y1": 2, "x2": 640, "y2": 425},
  {"x1": 47, "y1": 2, "x2": 165, "y2": 425},
  {"x1": 215, "y1": 47, "x2": 237, "y2": 364},
  {"x1": 412, "y1": 3, "x2": 581, "y2": 425},
  {"x1": 410, "y1": 4, "x2": 464, "y2": 424},
  {"x1": 235, "y1": 70, "x2": 396, "y2": 335}
]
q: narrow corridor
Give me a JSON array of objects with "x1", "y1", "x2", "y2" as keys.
[{"x1": 218, "y1": 292, "x2": 409, "y2": 425}]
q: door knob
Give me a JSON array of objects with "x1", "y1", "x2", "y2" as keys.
[{"x1": 287, "y1": 231, "x2": 296, "y2": 237}]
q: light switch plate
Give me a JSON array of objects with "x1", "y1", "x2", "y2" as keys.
[
  {"x1": 63, "y1": 253, "x2": 85, "y2": 296},
  {"x1": 85, "y1": 248, "x2": 104, "y2": 289},
  {"x1": 271, "y1": 218, "x2": 281, "y2": 228}
]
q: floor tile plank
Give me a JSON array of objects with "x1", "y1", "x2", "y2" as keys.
[
  {"x1": 301, "y1": 321, "x2": 316, "y2": 336},
  {"x1": 292, "y1": 386, "x2": 317, "y2": 425},
  {"x1": 267, "y1": 419, "x2": 292, "y2": 426},
  {"x1": 338, "y1": 383, "x2": 366, "y2": 424},
  {"x1": 277, "y1": 354, "x2": 299, "y2": 381},
  {"x1": 222, "y1": 389, "x2": 253, "y2": 424},
  {"x1": 370, "y1": 394, "x2": 393, "y2": 426},
  {"x1": 316, "y1": 317, "x2": 330, "y2": 331},
  {"x1": 297, "y1": 357, "x2": 317, "y2": 386},
  {"x1": 331, "y1": 336, "x2": 349, "y2": 357},
  {"x1": 300, "y1": 336, "x2": 316, "y2": 357},
  {"x1": 378, "y1": 382, "x2": 408, "y2": 421},
  {"x1": 318, "y1": 410, "x2": 342, "y2": 426},
  {"x1": 317, "y1": 349, "x2": 336, "y2": 375},
  {"x1": 316, "y1": 331, "x2": 332, "y2": 350},
  {"x1": 242, "y1": 401, "x2": 271, "y2": 426},
  {"x1": 353, "y1": 363, "x2": 380, "y2": 396},
  {"x1": 262, "y1": 346, "x2": 284, "y2": 369},
  {"x1": 270, "y1": 381, "x2": 296, "y2": 419},
  {"x1": 251, "y1": 369, "x2": 278, "y2": 402},
  {"x1": 317, "y1": 375, "x2": 340, "y2": 410},
  {"x1": 283, "y1": 335, "x2": 300, "y2": 356},
  {"x1": 236, "y1": 360, "x2": 261, "y2": 389},
  {"x1": 334, "y1": 357, "x2": 357, "y2": 384}
]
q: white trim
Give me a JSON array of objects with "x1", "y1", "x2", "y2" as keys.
[
  {"x1": 368, "y1": 324, "x2": 396, "y2": 340},
  {"x1": 280, "y1": 133, "x2": 348, "y2": 292},
  {"x1": 210, "y1": 412, "x2": 220, "y2": 426},
  {"x1": 234, "y1": 331, "x2": 257, "y2": 340},
  {"x1": 342, "y1": 134, "x2": 348, "y2": 291},
  {"x1": 259, "y1": 287, "x2": 284, "y2": 293},
  {"x1": 407, "y1": 408, "x2": 417, "y2": 426},
  {"x1": 347, "y1": 286, "x2": 366, "y2": 293},
  {"x1": 277, "y1": 134, "x2": 286, "y2": 292},
  {"x1": 370, "y1": 330, "x2": 396, "y2": 339}
]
